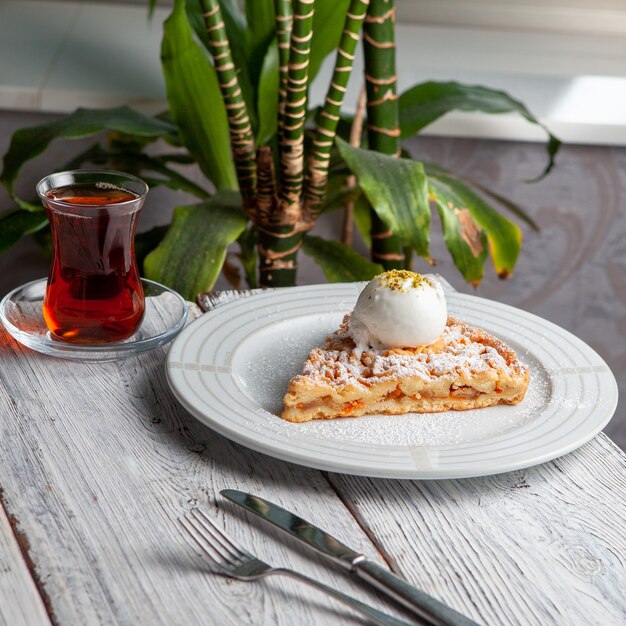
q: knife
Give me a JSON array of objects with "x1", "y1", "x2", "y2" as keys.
[{"x1": 221, "y1": 489, "x2": 481, "y2": 626}]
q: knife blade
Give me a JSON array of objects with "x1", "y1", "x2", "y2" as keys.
[{"x1": 221, "y1": 489, "x2": 481, "y2": 626}]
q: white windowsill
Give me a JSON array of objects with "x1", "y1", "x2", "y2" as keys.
[{"x1": 2, "y1": 0, "x2": 626, "y2": 146}]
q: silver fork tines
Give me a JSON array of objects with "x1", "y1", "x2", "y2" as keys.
[
  {"x1": 180, "y1": 509, "x2": 271, "y2": 578},
  {"x1": 178, "y1": 508, "x2": 412, "y2": 626}
]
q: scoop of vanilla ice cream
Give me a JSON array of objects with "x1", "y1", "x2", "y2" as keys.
[{"x1": 349, "y1": 271, "x2": 447, "y2": 351}]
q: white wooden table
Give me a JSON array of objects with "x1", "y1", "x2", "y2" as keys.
[{"x1": 1, "y1": 288, "x2": 625, "y2": 626}]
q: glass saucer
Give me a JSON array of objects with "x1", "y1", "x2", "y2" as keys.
[{"x1": 0, "y1": 278, "x2": 189, "y2": 361}]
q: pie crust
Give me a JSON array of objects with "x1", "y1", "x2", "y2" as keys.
[{"x1": 281, "y1": 315, "x2": 529, "y2": 422}]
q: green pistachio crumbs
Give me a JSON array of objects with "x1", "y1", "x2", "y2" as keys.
[{"x1": 377, "y1": 269, "x2": 424, "y2": 292}]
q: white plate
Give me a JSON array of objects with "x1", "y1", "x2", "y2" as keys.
[{"x1": 166, "y1": 283, "x2": 618, "y2": 479}]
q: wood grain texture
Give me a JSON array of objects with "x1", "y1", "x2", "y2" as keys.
[
  {"x1": 0, "y1": 302, "x2": 404, "y2": 626},
  {"x1": 0, "y1": 502, "x2": 52, "y2": 626},
  {"x1": 329, "y1": 434, "x2": 626, "y2": 625}
]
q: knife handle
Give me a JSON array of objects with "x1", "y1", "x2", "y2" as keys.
[{"x1": 354, "y1": 560, "x2": 481, "y2": 626}]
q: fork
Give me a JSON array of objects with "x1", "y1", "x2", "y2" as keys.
[{"x1": 179, "y1": 508, "x2": 414, "y2": 626}]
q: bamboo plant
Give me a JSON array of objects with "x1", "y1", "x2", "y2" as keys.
[
  {"x1": 363, "y1": 0, "x2": 404, "y2": 270},
  {"x1": 195, "y1": 0, "x2": 371, "y2": 287},
  {"x1": 0, "y1": 0, "x2": 560, "y2": 299}
]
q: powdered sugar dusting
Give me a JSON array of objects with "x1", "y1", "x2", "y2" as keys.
[{"x1": 297, "y1": 316, "x2": 518, "y2": 392}]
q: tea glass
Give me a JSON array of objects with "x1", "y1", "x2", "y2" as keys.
[{"x1": 36, "y1": 170, "x2": 148, "y2": 344}]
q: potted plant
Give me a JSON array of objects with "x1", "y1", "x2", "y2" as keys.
[{"x1": 0, "y1": 0, "x2": 559, "y2": 299}]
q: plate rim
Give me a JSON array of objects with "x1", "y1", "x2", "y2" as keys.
[{"x1": 166, "y1": 283, "x2": 618, "y2": 479}]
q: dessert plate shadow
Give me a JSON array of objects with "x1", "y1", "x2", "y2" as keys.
[{"x1": 166, "y1": 283, "x2": 618, "y2": 479}]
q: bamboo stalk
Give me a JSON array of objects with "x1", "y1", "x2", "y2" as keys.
[
  {"x1": 256, "y1": 145, "x2": 276, "y2": 224},
  {"x1": 200, "y1": 0, "x2": 257, "y2": 216},
  {"x1": 363, "y1": 0, "x2": 405, "y2": 269},
  {"x1": 255, "y1": 0, "x2": 314, "y2": 288},
  {"x1": 278, "y1": 0, "x2": 315, "y2": 222},
  {"x1": 305, "y1": 0, "x2": 369, "y2": 218},
  {"x1": 257, "y1": 224, "x2": 302, "y2": 287},
  {"x1": 275, "y1": 0, "x2": 293, "y2": 130},
  {"x1": 275, "y1": 0, "x2": 293, "y2": 81}
]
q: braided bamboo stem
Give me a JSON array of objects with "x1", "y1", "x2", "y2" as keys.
[
  {"x1": 254, "y1": 0, "x2": 313, "y2": 288},
  {"x1": 363, "y1": 0, "x2": 404, "y2": 269},
  {"x1": 275, "y1": 0, "x2": 293, "y2": 129},
  {"x1": 256, "y1": 145, "x2": 276, "y2": 224},
  {"x1": 278, "y1": 0, "x2": 315, "y2": 221},
  {"x1": 257, "y1": 224, "x2": 302, "y2": 287},
  {"x1": 201, "y1": 0, "x2": 257, "y2": 217},
  {"x1": 305, "y1": 0, "x2": 370, "y2": 218},
  {"x1": 257, "y1": 143, "x2": 302, "y2": 287}
]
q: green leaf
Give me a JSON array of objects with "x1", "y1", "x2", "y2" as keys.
[
  {"x1": 399, "y1": 81, "x2": 561, "y2": 180},
  {"x1": 336, "y1": 137, "x2": 431, "y2": 258},
  {"x1": 143, "y1": 191, "x2": 246, "y2": 299},
  {"x1": 461, "y1": 177, "x2": 540, "y2": 231},
  {"x1": 319, "y1": 185, "x2": 361, "y2": 213},
  {"x1": 135, "y1": 225, "x2": 169, "y2": 271},
  {"x1": 236, "y1": 226, "x2": 258, "y2": 289},
  {"x1": 430, "y1": 189, "x2": 488, "y2": 285},
  {"x1": 309, "y1": 0, "x2": 351, "y2": 81},
  {"x1": 220, "y1": 0, "x2": 248, "y2": 37},
  {"x1": 54, "y1": 141, "x2": 211, "y2": 199},
  {"x1": 185, "y1": 0, "x2": 247, "y2": 57},
  {"x1": 61, "y1": 143, "x2": 109, "y2": 171},
  {"x1": 107, "y1": 130, "x2": 161, "y2": 155},
  {"x1": 426, "y1": 169, "x2": 521, "y2": 278},
  {"x1": 161, "y1": 0, "x2": 238, "y2": 190},
  {"x1": 256, "y1": 40, "x2": 279, "y2": 146},
  {"x1": 245, "y1": 0, "x2": 275, "y2": 90},
  {"x1": 221, "y1": 0, "x2": 256, "y2": 130},
  {"x1": 113, "y1": 153, "x2": 211, "y2": 199},
  {"x1": 302, "y1": 235, "x2": 382, "y2": 282},
  {"x1": 0, "y1": 107, "x2": 175, "y2": 195},
  {"x1": 185, "y1": 0, "x2": 258, "y2": 134},
  {"x1": 141, "y1": 175, "x2": 208, "y2": 199},
  {"x1": 353, "y1": 194, "x2": 372, "y2": 248},
  {"x1": 424, "y1": 161, "x2": 539, "y2": 231},
  {"x1": 13, "y1": 198, "x2": 43, "y2": 212},
  {"x1": 0, "y1": 210, "x2": 48, "y2": 254}
]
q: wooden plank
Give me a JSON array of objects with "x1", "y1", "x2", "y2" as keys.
[
  {"x1": 329, "y1": 434, "x2": 626, "y2": 625},
  {"x1": 0, "y1": 501, "x2": 52, "y2": 626},
  {"x1": 0, "y1": 303, "x2": 405, "y2": 626}
]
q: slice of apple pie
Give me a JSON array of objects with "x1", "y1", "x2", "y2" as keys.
[{"x1": 281, "y1": 315, "x2": 529, "y2": 423}]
